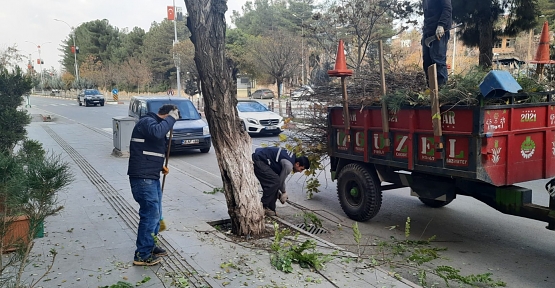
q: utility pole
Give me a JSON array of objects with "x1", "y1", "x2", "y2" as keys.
[
  {"x1": 173, "y1": 0, "x2": 182, "y2": 97},
  {"x1": 54, "y1": 19, "x2": 79, "y2": 83},
  {"x1": 38, "y1": 46, "x2": 43, "y2": 94},
  {"x1": 26, "y1": 41, "x2": 51, "y2": 95}
]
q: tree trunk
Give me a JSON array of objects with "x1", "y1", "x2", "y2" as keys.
[
  {"x1": 184, "y1": 0, "x2": 264, "y2": 236},
  {"x1": 478, "y1": 19, "x2": 494, "y2": 68}
]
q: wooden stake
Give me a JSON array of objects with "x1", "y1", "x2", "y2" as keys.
[
  {"x1": 427, "y1": 64, "x2": 443, "y2": 155},
  {"x1": 379, "y1": 40, "x2": 390, "y2": 147},
  {"x1": 341, "y1": 76, "x2": 350, "y2": 132}
]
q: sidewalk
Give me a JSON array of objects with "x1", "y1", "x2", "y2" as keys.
[{"x1": 14, "y1": 105, "x2": 418, "y2": 288}]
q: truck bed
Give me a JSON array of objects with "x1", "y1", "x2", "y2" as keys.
[{"x1": 328, "y1": 102, "x2": 555, "y2": 186}]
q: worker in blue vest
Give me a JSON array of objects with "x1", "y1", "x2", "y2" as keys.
[
  {"x1": 127, "y1": 104, "x2": 179, "y2": 266},
  {"x1": 422, "y1": 0, "x2": 452, "y2": 87},
  {"x1": 252, "y1": 147, "x2": 310, "y2": 216}
]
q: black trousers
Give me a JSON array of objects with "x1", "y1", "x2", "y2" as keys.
[
  {"x1": 253, "y1": 159, "x2": 280, "y2": 211},
  {"x1": 422, "y1": 31, "x2": 450, "y2": 87}
]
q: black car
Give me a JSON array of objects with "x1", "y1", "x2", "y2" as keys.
[
  {"x1": 78, "y1": 89, "x2": 105, "y2": 107},
  {"x1": 128, "y1": 96, "x2": 211, "y2": 153}
]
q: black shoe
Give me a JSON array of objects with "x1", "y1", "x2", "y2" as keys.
[
  {"x1": 153, "y1": 246, "x2": 167, "y2": 257},
  {"x1": 133, "y1": 254, "x2": 162, "y2": 266}
]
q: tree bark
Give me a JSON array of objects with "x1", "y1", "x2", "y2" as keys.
[
  {"x1": 478, "y1": 16, "x2": 494, "y2": 68},
  {"x1": 184, "y1": 0, "x2": 264, "y2": 236}
]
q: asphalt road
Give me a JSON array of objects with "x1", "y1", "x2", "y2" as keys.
[{"x1": 29, "y1": 95, "x2": 555, "y2": 288}]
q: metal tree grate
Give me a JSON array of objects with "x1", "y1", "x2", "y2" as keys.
[{"x1": 296, "y1": 223, "x2": 328, "y2": 235}]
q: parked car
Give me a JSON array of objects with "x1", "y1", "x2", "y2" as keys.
[
  {"x1": 237, "y1": 100, "x2": 283, "y2": 135},
  {"x1": 250, "y1": 89, "x2": 275, "y2": 99},
  {"x1": 78, "y1": 89, "x2": 105, "y2": 107},
  {"x1": 128, "y1": 96, "x2": 211, "y2": 153},
  {"x1": 290, "y1": 85, "x2": 314, "y2": 101}
]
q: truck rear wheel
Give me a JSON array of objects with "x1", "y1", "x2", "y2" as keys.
[
  {"x1": 337, "y1": 163, "x2": 382, "y2": 221},
  {"x1": 418, "y1": 197, "x2": 453, "y2": 208}
]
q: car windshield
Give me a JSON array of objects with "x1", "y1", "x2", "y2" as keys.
[
  {"x1": 84, "y1": 90, "x2": 101, "y2": 95},
  {"x1": 148, "y1": 100, "x2": 201, "y2": 120},
  {"x1": 237, "y1": 101, "x2": 269, "y2": 112}
]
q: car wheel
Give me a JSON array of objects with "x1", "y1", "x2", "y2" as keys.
[
  {"x1": 100, "y1": 102, "x2": 104, "y2": 106},
  {"x1": 78, "y1": 101, "x2": 82, "y2": 106},
  {"x1": 84, "y1": 101, "x2": 88, "y2": 107},
  {"x1": 200, "y1": 147, "x2": 210, "y2": 153}
]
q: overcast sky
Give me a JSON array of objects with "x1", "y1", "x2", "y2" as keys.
[{"x1": 1, "y1": 0, "x2": 248, "y2": 71}]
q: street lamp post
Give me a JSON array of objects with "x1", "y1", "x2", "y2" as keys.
[
  {"x1": 172, "y1": 0, "x2": 182, "y2": 97},
  {"x1": 54, "y1": 19, "x2": 79, "y2": 83},
  {"x1": 292, "y1": 13, "x2": 305, "y2": 85},
  {"x1": 301, "y1": 18, "x2": 304, "y2": 85},
  {"x1": 25, "y1": 41, "x2": 51, "y2": 95}
]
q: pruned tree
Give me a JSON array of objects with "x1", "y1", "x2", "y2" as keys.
[
  {"x1": 184, "y1": 0, "x2": 265, "y2": 236},
  {"x1": 452, "y1": 0, "x2": 540, "y2": 67}
]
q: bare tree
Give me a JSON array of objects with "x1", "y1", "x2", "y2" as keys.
[
  {"x1": 312, "y1": 0, "x2": 415, "y2": 74},
  {"x1": 248, "y1": 30, "x2": 302, "y2": 114},
  {"x1": 79, "y1": 55, "x2": 105, "y2": 89},
  {"x1": 122, "y1": 57, "x2": 152, "y2": 94},
  {"x1": 172, "y1": 40, "x2": 201, "y2": 96},
  {"x1": 184, "y1": 0, "x2": 264, "y2": 236},
  {"x1": 0, "y1": 45, "x2": 24, "y2": 69}
]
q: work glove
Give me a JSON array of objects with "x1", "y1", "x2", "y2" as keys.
[
  {"x1": 168, "y1": 108, "x2": 180, "y2": 120},
  {"x1": 435, "y1": 26, "x2": 445, "y2": 40},
  {"x1": 162, "y1": 166, "x2": 169, "y2": 175}
]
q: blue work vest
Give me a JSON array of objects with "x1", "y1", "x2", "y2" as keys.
[
  {"x1": 253, "y1": 147, "x2": 296, "y2": 175},
  {"x1": 127, "y1": 112, "x2": 175, "y2": 179}
]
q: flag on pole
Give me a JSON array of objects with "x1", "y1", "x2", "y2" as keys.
[
  {"x1": 176, "y1": 7, "x2": 183, "y2": 21},
  {"x1": 167, "y1": 6, "x2": 175, "y2": 20}
]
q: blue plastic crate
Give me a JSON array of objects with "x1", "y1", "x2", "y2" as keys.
[{"x1": 479, "y1": 70, "x2": 522, "y2": 98}]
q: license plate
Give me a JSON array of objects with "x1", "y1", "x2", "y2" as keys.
[
  {"x1": 265, "y1": 126, "x2": 278, "y2": 130},
  {"x1": 182, "y1": 139, "x2": 199, "y2": 145}
]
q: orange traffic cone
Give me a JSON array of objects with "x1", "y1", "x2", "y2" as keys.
[
  {"x1": 328, "y1": 40, "x2": 353, "y2": 77},
  {"x1": 531, "y1": 21, "x2": 555, "y2": 64}
]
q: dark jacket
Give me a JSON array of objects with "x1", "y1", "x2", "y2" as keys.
[
  {"x1": 423, "y1": 0, "x2": 452, "y2": 37},
  {"x1": 252, "y1": 147, "x2": 296, "y2": 175},
  {"x1": 127, "y1": 112, "x2": 176, "y2": 180}
]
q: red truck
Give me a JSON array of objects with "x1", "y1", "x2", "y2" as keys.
[{"x1": 327, "y1": 94, "x2": 555, "y2": 230}]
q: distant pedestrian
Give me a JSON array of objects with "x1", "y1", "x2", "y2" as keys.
[
  {"x1": 422, "y1": 0, "x2": 452, "y2": 87},
  {"x1": 252, "y1": 147, "x2": 310, "y2": 216},
  {"x1": 127, "y1": 104, "x2": 179, "y2": 266}
]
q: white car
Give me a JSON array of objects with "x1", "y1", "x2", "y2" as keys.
[
  {"x1": 237, "y1": 100, "x2": 283, "y2": 135},
  {"x1": 290, "y1": 85, "x2": 314, "y2": 101}
]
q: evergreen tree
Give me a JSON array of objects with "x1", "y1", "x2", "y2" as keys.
[
  {"x1": 452, "y1": 0, "x2": 540, "y2": 67},
  {"x1": 0, "y1": 66, "x2": 32, "y2": 153}
]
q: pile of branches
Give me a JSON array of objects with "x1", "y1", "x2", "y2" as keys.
[
  {"x1": 313, "y1": 66, "x2": 551, "y2": 112},
  {"x1": 311, "y1": 68, "x2": 427, "y2": 107}
]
